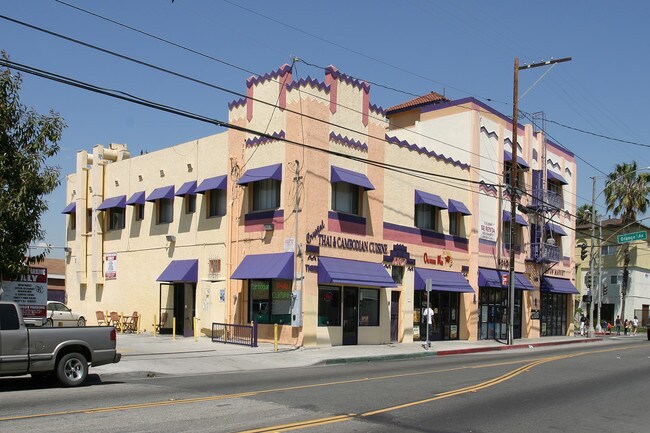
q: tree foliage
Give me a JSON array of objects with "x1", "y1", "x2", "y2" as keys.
[
  {"x1": 603, "y1": 161, "x2": 650, "y2": 225},
  {"x1": 0, "y1": 52, "x2": 65, "y2": 278},
  {"x1": 576, "y1": 204, "x2": 598, "y2": 226}
]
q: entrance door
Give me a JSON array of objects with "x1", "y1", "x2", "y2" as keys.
[
  {"x1": 390, "y1": 291, "x2": 400, "y2": 342},
  {"x1": 342, "y1": 287, "x2": 358, "y2": 345},
  {"x1": 173, "y1": 283, "x2": 196, "y2": 337}
]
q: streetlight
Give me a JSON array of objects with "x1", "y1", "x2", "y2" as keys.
[
  {"x1": 508, "y1": 56, "x2": 571, "y2": 346},
  {"x1": 586, "y1": 166, "x2": 650, "y2": 337}
]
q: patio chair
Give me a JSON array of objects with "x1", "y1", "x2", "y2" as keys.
[
  {"x1": 124, "y1": 311, "x2": 139, "y2": 332},
  {"x1": 109, "y1": 311, "x2": 121, "y2": 328},
  {"x1": 154, "y1": 312, "x2": 168, "y2": 334},
  {"x1": 95, "y1": 311, "x2": 107, "y2": 326}
]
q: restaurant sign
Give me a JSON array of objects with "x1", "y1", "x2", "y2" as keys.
[{"x1": 305, "y1": 221, "x2": 388, "y2": 255}]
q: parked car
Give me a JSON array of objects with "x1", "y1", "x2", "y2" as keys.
[
  {"x1": 45, "y1": 301, "x2": 86, "y2": 327},
  {"x1": 0, "y1": 301, "x2": 121, "y2": 386}
]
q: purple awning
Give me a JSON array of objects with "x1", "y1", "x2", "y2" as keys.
[
  {"x1": 97, "y1": 195, "x2": 126, "y2": 211},
  {"x1": 318, "y1": 256, "x2": 396, "y2": 288},
  {"x1": 541, "y1": 276, "x2": 579, "y2": 294},
  {"x1": 230, "y1": 252, "x2": 294, "y2": 280},
  {"x1": 196, "y1": 175, "x2": 227, "y2": 193},
  {"x1": 157, "y1": 260, "x2": 198, "y2": 283},
  {"x1": 503, "y1": 210, "x2": 528, "y2": 227},
  {"x1": 448, "y1": 199, "x2": 471, "y2": 215},
  {"x1": 175, "y1": 181, "x2": 197, "y2": 196},
  {"x1": 478, "y1": 268, "x2": 534, "y2": 290},
  {"x1": 331, "y1": 166, "x2": 375, "y2": 190},
  {"x1": 126, "y1": 191, "x2": 146, "y2": 206},
  {"x1": 414, "y1": 268, "x2": 474, "y2": 293},
  {"x1": 415, "y1": 190, "x2": 447, "y2": 209},
  {"x1": 62, "y1": 202, "x2": 76, "y2": 214},
  {"x1": 237, "y1": 163, "x2": 282, "y2": 185},
  {"x1": 546, "y1": 222, "x2": 568, "y2": 236},
  {"x1": 504, "y1": 150, "x2": 530, "y2": 169},
  {"x1": 547, "y1": 170, "x2": 568, "y2": 185},
  {"x1": 146, "y1": 185, "x2": 175, "y2": 202}
]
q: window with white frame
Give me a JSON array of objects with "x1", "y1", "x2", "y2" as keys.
[{"x1": 601, "y1": 245, "x2": 617, "y2": 256}]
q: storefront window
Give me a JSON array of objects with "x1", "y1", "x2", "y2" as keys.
[
  {"x1": 359, "y1": 289, "x2": 379, "y2": 326},
  {"x1": 478, "y1": 287, "x2": 522, "y2": 340},
  {"x1": 248, "y1": 279, "x2": 293, "y2": 325},
  {"x1": 318, "y1": 286, "x2": 341, "y2": 326},
  {"x1": 540, "y1": 292, "x2": 568, "y2": 336}
]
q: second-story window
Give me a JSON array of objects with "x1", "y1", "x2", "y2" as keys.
[
  {"x1": 135, "y1": 203, "x2": 144, "y2": 221},
  {"x1": 415, "y1": 203, "x2": 439, "y2": 231},
  {"x1": 602, "y1": 245, "x2": 618, "y2": 256},
  {"x1": 158, "y1": 198, "x2": 173, "y2": 224},
  {"x1": 108, "y1": 208, "x2": 125, "y2": 230},
  {"x1": 252, "y1": 179, "x2": 281, "y2": 212},
  {"x1": 207, "y1": 189, "x2": 227, "y2": 217},
  {"x1": 332, "y1": 182, "x2": 360, "y2": 215}
]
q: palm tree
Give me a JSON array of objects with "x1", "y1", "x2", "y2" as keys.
[
  {"x1": 603, "y1": 161, "x2": 650, "y2": 320},
  {"x1": 576, "y1": 204, "x2": 597, "y2": 226},
  {"x1": 604, "y1": 161, "x2": 650, "y2": 225}
]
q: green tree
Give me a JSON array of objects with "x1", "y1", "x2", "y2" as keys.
[
  {"x1": 603, "y1": 160, "x2": 650, "y2": 320},
  {"x1": 0, "y1": 52, "x2": 65, "y2": 279},
  {"x1": 576, "y1": 204, "x2": 598, "y2": 226}
]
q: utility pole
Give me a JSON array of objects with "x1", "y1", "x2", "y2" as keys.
[
  {"x1": 508, "y1": 56, "x2": 571, "y2": 346},
  {"x1": 597, "y1": 219, "x2": 602, "y2": 332},
  {"x1": 588, "y1": 176, "x2": 596, "y2": 337}
]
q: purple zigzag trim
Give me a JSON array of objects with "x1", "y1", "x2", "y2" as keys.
[
  {"x1": 329, "y1": 132, "x2": 368, "y2": 152},
  {"x1": 326, "y1": 66, "x2": 370, "y2": 93},
  {"x1": 385, "y1": 135, "x2": 470, "y2": 170},
  {"x1": 228, "y1": 97, "x2": 247, "y2": 110},
  {"x1": 246, "y1": 130, "x2": 286, "y2": 147},
  {"x1": 286, "y1": 76, "x2": 330, "y2": 93},
  {"x1": 479, "y1": 181, "x2": 498, "y2": 196},
  {"x1": 369, "y1": 103, "x2": 386, "y2": 116},
  {"x1": 247, "y1": 64, "x2": 293, "y2": 89}
]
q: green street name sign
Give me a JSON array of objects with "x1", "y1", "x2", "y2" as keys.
[{"x1": 617, "y1": 231, "x2": 647, "y2": 244}]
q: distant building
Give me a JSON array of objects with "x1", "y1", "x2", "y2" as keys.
[
  {"x1": 40, "y1": 258, "x2": 66, "y2": 303},
  {"x1": 63, "y1": 64, "x2": 577, "y2": 344}
]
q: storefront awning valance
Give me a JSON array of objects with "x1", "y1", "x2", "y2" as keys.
[
  {"x1": 448, "y1": 199, "x2": 471, "y2": 215},
  {"x1": 547, "y1": 170, "x2": 568, "y2": 185},
  {"x1": 546, "y1": 222, "x2": 567, "y2": 236},
  {"x1": 504, "y1": 150, "x2": 530, "y2": 169},
  {"x1": 318, "y1": 256, "x2": 397, "y2": 288},
  {"x1": 415, "y1": 190, "x2": 447, "y2": 209},
  {"x1": 146, "y1": 185, "x2": 175, "y2": 202},
  {"x1": 175, "y1": 181, "x2": 197, "y2": 196},
  {"x1": 414, "y1": 268, "x2": 474, "y2": 293},
  {"x1": 126, "y1": 191, "x2": 146, "y2": 206},
  {"x1": 541, "y1": 277, "x2": 579, "y2": 294},
  {"x1": 62, "y1": 202, "x2": 76, "y2": 214},
  {"x1": 503, "y1": 210, "x2": 528, "y2": 227},
  {"x1": 478, "y1": 268, "x2": 534, "y2": 290},
  {"x1": 157, "y1": 259, "x2": 198, "y2": 283},
  {"x1": 331, "y1": 166, "x2": 375, "y2": 190},
  {"x1": 231, "y1": 252, "x2": 294, "y2": 280},
  {"x1": 237, "y1": 163, "x2": 282, "y2": 185},
  {"x1": 97, "y1": 195, "x2": 126, "y2": 211},
  {"x1": 196, "y1": 175, "x2": 227, "y2": 193}
]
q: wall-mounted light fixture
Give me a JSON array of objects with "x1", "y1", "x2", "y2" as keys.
[
  {"x1": 165, "y1": 235, "x2": 176, "y2": 242},
  {"x1": 263, "y1": 223, "x2": 274, "y2": 232},
  {"x1": 63, "y1": 247, "x2": 72, "y2": 253},
  {"x1": 160, "y1": 170, "x2": 165, "y2": 178},
  {"x1": 473, "y1": 293, "x2": 477, "y2": 304}
]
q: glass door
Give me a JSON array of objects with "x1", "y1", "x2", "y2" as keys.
[{"x1": 342, "y1": 287, "x2": 358, "y2": 345}]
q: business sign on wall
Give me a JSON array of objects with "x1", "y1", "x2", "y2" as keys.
[
  {"x1": 305, "y1": 220, "x2": 388, "y2": 255},
  {"x1": 104, "y1": 253, "x2": 117, "y2": 280},
  {"x1": 479, "y1": 221, "x2": 497, "y2": 242}
]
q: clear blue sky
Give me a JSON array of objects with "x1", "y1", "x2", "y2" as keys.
[{"x1": 2, "y1": 1, "x2": 649, "y2": 258}]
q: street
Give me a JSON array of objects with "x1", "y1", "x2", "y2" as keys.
[{"x1": 1, "y1": 339, "x2": 649, "y2": 433}]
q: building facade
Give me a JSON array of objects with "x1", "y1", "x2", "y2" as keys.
[{"x1": 63, "y1": 64, "x2": 578, "y2": 345}]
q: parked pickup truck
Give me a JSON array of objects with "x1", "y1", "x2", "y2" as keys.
[{"x1": 0, "y1": 301, "x2": 121, "y2": 386}]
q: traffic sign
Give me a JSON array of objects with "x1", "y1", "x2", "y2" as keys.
[
  {"x1": 617, "y1": 231, "x2": 647, "y2": 244},
  {"x1": 501, "y1": 274, "x2": 509, "y2": 286}
]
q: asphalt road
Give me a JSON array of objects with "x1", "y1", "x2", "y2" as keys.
[{"x1": 1, "y1": 339, "x2": 649, "y2": 433}]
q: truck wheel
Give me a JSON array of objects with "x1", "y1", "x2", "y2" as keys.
[
  {"x1": 44, "y1": 319, "x2": 53, "y2": 327},
  {"x1": 56, "y1": 352, "x2": 88, "y2": 387},
  {"x1": 77, "y1": 317, "x2": 86, "y2": 327}
]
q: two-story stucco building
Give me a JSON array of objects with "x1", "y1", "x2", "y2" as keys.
[{"x1": 63, "y1": 64, "x2": 578, "y2": 345}]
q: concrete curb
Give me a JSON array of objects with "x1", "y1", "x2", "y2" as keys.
[{"x1": 321, "y1": 338, "x2": 603, "y2": 365}]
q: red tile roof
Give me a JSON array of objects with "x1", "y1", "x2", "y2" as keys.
[{"x1": 386, "y1": 92, "x2": 449, "y2": 114}]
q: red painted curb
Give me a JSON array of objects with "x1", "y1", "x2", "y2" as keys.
[{"x1": 435, "y1": 338, "x2": 602, "y2": 356}]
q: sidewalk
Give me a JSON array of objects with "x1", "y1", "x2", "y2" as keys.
[{"x1": 92, "y1": 332, "x2": 615, "y2": 380}]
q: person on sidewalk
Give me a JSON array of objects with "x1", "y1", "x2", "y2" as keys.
[
  {"x1": 632, "y1": 316, "x2": 639, "y2": 336},
  {"x1": 615, "y1": 316, "x2": 622, "y2": 335},
  {"x1": 623, "y1": 319, "x2": 629, "y2": 336},
  {"x1": 421, "y1": 303, "x2": 434, "y2": 344},
  {"x1": 579, "y1": 315, "x2": 586, "y2": 336}
]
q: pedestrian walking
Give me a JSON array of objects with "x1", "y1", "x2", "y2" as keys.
[
  {"x1": 615, "y1": 315, "x2": 621, "y2": 335},
  {"x1": 632, "y1": 316, "x2": 639, "y2": 336},
  {"x1": 579, "y1": 315, "x2": 586, "y2": 336},
  {"x1": 623, "y1": 319, "x2": 629, "y2": 336}
]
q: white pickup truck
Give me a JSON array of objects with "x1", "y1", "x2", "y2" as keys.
[{"x1": 0, "y1": 301, "x2": 121, "y2": 386}]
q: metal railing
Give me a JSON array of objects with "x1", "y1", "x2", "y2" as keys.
[
  {"x1": 212, "y1": 322, "x2": 258, "y2": 347},
  {"x1": 530, "y1": 242, "x2": 561, "y2": 263},
  {"x1": 531, "y1": 188, "x2": 563, "y2": 210}
]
